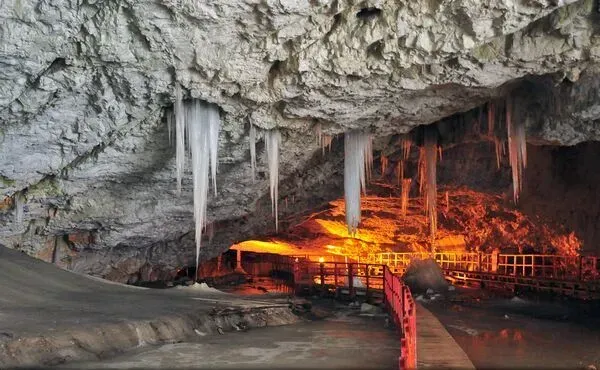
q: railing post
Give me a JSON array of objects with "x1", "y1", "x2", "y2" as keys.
[
  {"x1": 578, "y1": 256, "x2": 583, "y2": 282},
  {"x1": 334, "y1": 263, "x2": 339, "y2": 287},
  {"x1": 320, "y1": 261, "x2": 325, "y2": 294},
  {"x1": 348, "y1": 263, "x2": 355, "y2": 299},
  {"x1": 366, "y1": 264, "x2": 370, "y2": 298},
  {"x1": 491, "y1": 249, "x2": 499, "y2": 273}
]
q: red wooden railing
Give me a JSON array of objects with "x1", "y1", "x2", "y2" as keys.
[{"x1": 384, "y1": 266, "x2": 417, "y2": 370}]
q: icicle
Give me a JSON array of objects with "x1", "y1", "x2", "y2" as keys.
[
  {"x1": 174, "y1": 83, "x2": 186, "y2": 194},
  {"x1": 344, "y1": 131, "x2": 368, "y2": 235},
  {"x1": 445, "y1": 191, "x2": 450, "y2": 213},
  {"x1": 321, "y1": 134, "x2": 333, "y2": 154},
  {"x1": 166, "y1": 110, "x2": 173, "y2": 145},
  {"x1": 401, "y1": 178, "x2": 411, "y2": 216},
  {"x1": 363, "y1": 136, "x2": 373, "y2": 184},
  {"x1": 208, "y1": 107, "x2": 220, "y2": 196},
  {"x1": 265, "y1": 129, "x2": 281, "y2": 232},
  {"x1": 418, "y1": 147, "x2": 426, "y2": 198},
  {"x1": 175, "y1": 98, "x2": 222, "y2": 276},
  {"x1": 396, "y1": 161, "x2": 404, "y2": 187},
  {"x1": 401, "y1": 135, "x2": 412, "y2": 160},
  {"x1": 438, "y1": 146, "x2": 443, "y2": 161},
  {"x1": 249, "y1": 124, "x2": 257, "y2": 182},
  {"x1": 424, "y1": 128, "x2": 438, "y2": 240},
  {"x1": 380, "y1": 156, "x2": 388, "y2": 178},
  {"x1": 506, "y1": 97, "x2": 527, "y2": 204},
  {"x1": 314, "y1": 123, "x2": 322, "y2": 145},
  {"x1": 14, "y1": 194, "x2": 24, "y2": 223},
  {"x1": 494, "y1": 137, "x2": 504, "y2": 169},
  {"x1": 488, "y1": 101, "x2": 495, "y2": 136}
]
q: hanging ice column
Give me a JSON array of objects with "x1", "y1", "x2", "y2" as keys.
[
  {"x1": 506, "y1": 98, "x2": 527, "y2": 204},
  {"x1": 344, "y1": 131, "x2": 371, "y2": 235},
  {"x1": 423, "y1": 127, "x2": 438, "y2": 241},
  {"x1": 249, "y1": 124, "x2": 257, "y2": 182},
  {"x1": 172, "y1": 87, "x2": 221, "y2": 274},
  {"x1": 265, "y1": 129, "x2": 281, "y2": 231}
]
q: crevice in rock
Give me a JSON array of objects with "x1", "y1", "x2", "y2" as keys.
[{"x1": 356, "y1": 7, "x2": 381, "y2": 21}]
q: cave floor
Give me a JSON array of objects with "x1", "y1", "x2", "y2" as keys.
[
  {"x1": 0, "y1": 246, "x2": 287, "y2": 338},
  {"x1": 58, "y1": 306, "x2": 399, "y2": 370}
]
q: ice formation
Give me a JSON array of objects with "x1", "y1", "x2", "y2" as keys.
[
  {"x1": 401, "y1": 178, "x2": 411, "y2": 216},
  {"x1": 174, "y1": 84, "x2": 186, "y2": 194},
  {"x1": 380, "y1": 155, "x2": 388, "y2": 178},
  {"x1": 166, "y1": 110, "x2": 173, "y2": 145},
  {"x1": 396, "y1": 161, "x2": 404, "y2": 187},
  {"x1": 14, "y1": 194, "x2": 24, "y2": 223},
  {"x1": 506, "y1": 98, "x2": 527, "y2": 204},
  {"x1": 172, "y1": 91, "x2": 221, "y2": 273},
  {"x1": 400, "y1": 135, "x2": 412, "y2": 160},
  {"x1": 249, "y1": 124, "x2": 257, "y2": 182},
  {"x1": 265, "y1": 129, "x2": 281, "y2": 231},
  {"x1": 424, "y1": 128, "x2": 438, "y2": 240},
  {"x1": 314, "y1": 123, "x2": 333, "y2": 155},
  {"x1": 344, "y1": 131, "x2": 371, "y2": 234}
]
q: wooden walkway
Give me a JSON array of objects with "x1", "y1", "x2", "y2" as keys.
[{"x1": 416, "y1": 303, "x2": 475, "y2": 370}]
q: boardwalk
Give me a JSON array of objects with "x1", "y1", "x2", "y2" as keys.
[{"x1": 416, "y1": 303, "x2": 475, "y2": 370}]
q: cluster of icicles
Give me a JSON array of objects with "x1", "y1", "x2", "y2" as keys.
[
  {"x1": 168, "y1": 85, "x2": 527, "y2": 260},
  {"x1": 169, "y1": 84, "x2": 285, "y2": 270}
]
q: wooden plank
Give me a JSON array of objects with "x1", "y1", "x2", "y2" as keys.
[{"x1": 416, "y1": 304, "x2": 475, "y2": 370}]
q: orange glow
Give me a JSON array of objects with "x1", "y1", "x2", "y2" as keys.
[
  {"x1": 229, "y1": 185, "x2": 581, "y2": 260},
  {"x1": 318, "y1": 257, "x2": 325, "y2": 263}
]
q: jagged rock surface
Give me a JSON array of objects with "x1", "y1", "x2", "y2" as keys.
[{"x1": 1, "y1": 0, "x2": 600, "y2": 281}]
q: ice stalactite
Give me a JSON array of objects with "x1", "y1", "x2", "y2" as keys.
[
  {"x1": 380, "y1": 155, "x2": 388, "y2": 178},
  {"x1": 445, "y1": 191, "x2": 450, "y2": 213},
  {"x1": 265, "y1": 129, "x2": 281, "y2": 232},
  {"x1": 166, "y1": 111, "x2": 173, "y2": 145},
  {"x1": 418, "y1": 147, "x2": 425, "y2": 198},
  {"x1": 185, "y1": 100, "x2": 221, "y2": 272},
  {"x1": 438, "y1": 146, "x2": 443, "y2": 161},
  {"x1": 249, "y1": 124, "x2": 257, "y2": 182},
  {"x1": 401, "y1": 178, "x2": 411, "y2": 216},
  {"x1": 506, "y1": 98, "x2": 527, "y2": 204},
  {"x1": 313, "y1": 123, "x2": 333, "y2": 155},
  {"x1": 487, "y1": 101, "x2": 495, "y2": 136},
  {"x1": 401, "y1": 135, "x2": 412, "y2": 160},
  {"x1": 321, "y1": 135, "x2": 333, "y2": 154},
  {"x1": 174, "y1": 84, "x2": 186, "y2": 194},
  {"x1": 344, "y1": 131, "x2": 370, "y2": 235},
  {"x1": 494, "y1": 137, "x2": 505, "y2": 169},
  {"x1": 14, "y1": 194, "x2": 24, "y2": 223},
  {"x1": 208, "y1": 108, "x2": 220, "y2": 196},
  {"x1": 363, "y1": 136, "x2": 373, "y2": 186},
  {"x1": 396, "y1": 161, "x2": 404, "y2": 187},
  {"x1": 424, "y1": 128, "x2": 438, "y2": 241}
]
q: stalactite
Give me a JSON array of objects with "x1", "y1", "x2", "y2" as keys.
[
  {"x1": 494, "y1": 137, "x2": 504, "y2": 169},
  {"x1": 438, "y1": 146, "x2": 443, "y2": 161},
  {"x1": 364, "y1": 136, "x2": 373, "y2": 184},
  {"x1": 401, "y1": 178, "x2": 411, "y2": 216},
  {"x1": 174, "y1": 83, "x2": 186, "y2": 194},
  {"x1": 321, "y1": 134, "x2": 333, "y2": 154},
  {"x1": 418, "y1": 147, "x2": 426, "y2": 198},
  {"x1": 265, "y1": 129, "x2": 281, "y2": 232},
  {"x1": 380, "y1": 155, "x2": 388, "y2": 178},
  {"x1": 249, "y1": 124, "x2": 257, "y2": 182},
  {"x1": 14, "y1": 193, "x2": 24, "y2": 223},
  {"x1": 401, "y1": 135, "x2": 412, "y2": 160},
  {"x1": 506, "y1": 97, "x2": 527, "y2": 204},
  {"x1": 424, "y1": 128, "x2": 438, "y2": 241},
  {"x1": 396, "y1": 161, "x2": 404, "y2": 187},
  {"x1": 166, "y1": 110, "x2": 173, "y2": 145},
  {"x1": 487, "y1": 101, "x2": 495, "y2": 136},
  {"x1": 185, "y1": 100, "x2": 221, "y2": 273},
  {"x1": 344, "y1": 131, "x2": 370, "y2": 235}
]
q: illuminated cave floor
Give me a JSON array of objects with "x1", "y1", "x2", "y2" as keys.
[
  {"x1": 60, "y1": 307, "x2": 399, "y2": 370},
  {"x1": 424, "y1": 288, "x2": 600, "y2": 369}
]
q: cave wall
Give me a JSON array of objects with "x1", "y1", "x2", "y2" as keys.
[{"x1": 521, "y1": 142, "x2": 600, "y2": 255}]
